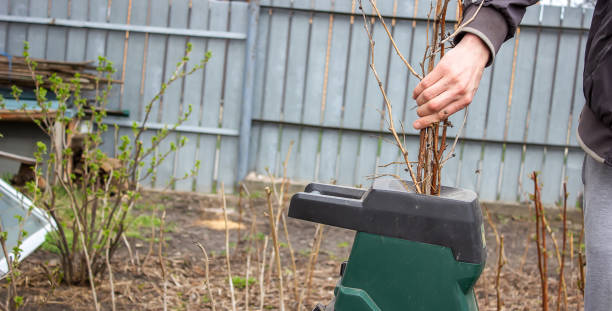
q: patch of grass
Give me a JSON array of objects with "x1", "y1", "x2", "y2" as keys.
[
  {"x1": 41, "y1": 227, "x2": 73, "y2": 254},
  {"x1": 1, "y1": 172, "x2": 13, "y2": 182},
  {"x1": 125, "y1": 213, "x2": 175, "y2": 242},
  {"x1": 298, "y1": 249, "x2": 311, "y2": 257},
  {"x1": 250, "y1": 191, "x2": 263, "y2": 199},
  {"x1": 231, "y1": 276, "x2": 256, "y2": 289},
  {"x1": 337, "y1": 241, "x2": 350, "y2": 248},
  {"x1": 42, "y1": 209, "x2": 174, "y2": 253},
  {"x1": 250, "y1": 232, "x2": 266, "y2": 241}
]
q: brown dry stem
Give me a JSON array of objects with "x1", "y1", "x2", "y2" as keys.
[
  {"x1": 220, "y1": 183, "x2": 237, "y2": 311},
  {"x1": 265, "y1": 187, "x2": 285, "y2": 311},
  {"x1": 367, "y1": 0, "x2": 423, "y2": 80},
  {"x1": 358, "y1": 1, "x2": 421, "y2": 193},
  {"x1": 194, "y1": 242, "x2": 216, "y2": 311}
]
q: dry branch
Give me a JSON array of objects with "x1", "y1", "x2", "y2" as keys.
[
  {"x1": 367, "y1": 0, "x2": 423, "y2": 80},
  {"x1": 556, "y1": 182, "x2": 568, "y2": 311},
  {"x1": 531, "y1": 172, "x2": 549, "y2": 311},
  {"x1": 220, "y1": 183, "x2": 237, "y2": 311},
  {"x1": 259, "y1": 236, "x2": 269, "y2": 311},
  {"x1": 194, "y1": 242, "x2": 217, "y2": 311},
  {"x1": 484, "y1": 205, "x2": 505, "y2": 311},
  {"x1": 158, "y1": 210, "x2": 168, "y2": 311},
  {"x1": 105, "y1": 241, "x2": 117, "y2": 311},
  {"x1": 297, "y1": 224, "x2": 325, "y2": 311},
  {"x1": 265, "y1": 187, "x2": 285, "y2": 311}
]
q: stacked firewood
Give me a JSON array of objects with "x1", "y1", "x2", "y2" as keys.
[{"x1": 0, "y1": 55, "x2": 121, "y2": 90}]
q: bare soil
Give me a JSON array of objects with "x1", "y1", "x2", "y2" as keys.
[{"x1": 3, "y1": 191, "x2": 585, "y2": 311}]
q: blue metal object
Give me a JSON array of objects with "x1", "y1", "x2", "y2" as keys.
[{"x1": 237, "y1": 0, "x2": 260, "y2": 182}]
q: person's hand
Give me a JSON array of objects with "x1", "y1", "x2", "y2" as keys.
[{"x1": 412, "y1": 33, "x2": 490, "y2": 130}]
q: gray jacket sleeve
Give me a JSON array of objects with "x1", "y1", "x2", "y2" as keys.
[{"x1": 454, "y1": 0, "x2": 539, "y2": 66}]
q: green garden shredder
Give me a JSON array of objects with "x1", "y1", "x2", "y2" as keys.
[{"x1": 288, "y1": 178, "x2": 487, "y2": 311}]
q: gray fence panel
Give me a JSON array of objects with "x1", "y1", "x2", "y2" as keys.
[{"x1": 1, "y1": 0, "x2": 594, "y2": 204}]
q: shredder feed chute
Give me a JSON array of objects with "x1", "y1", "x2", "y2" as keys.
[{"x1": 288, "y1": 179, "x2": 486, "y2": 311}]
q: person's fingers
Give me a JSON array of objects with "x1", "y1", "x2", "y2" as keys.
[
  {"x1": 415, "y1": 77, "x2": 451, "y2": 107},
  {"x1": 412, "y1": 66, "x2": 445, "y2": 100},
  {"x1": 416, "y1": 90, "x2": 458, "y2": 117},
  {"x1": 412, "y1": 113, "x2": 443, "y2": 130},
  {"x1": 413, "y1": 99, "x2": 470, "y2": 129}
]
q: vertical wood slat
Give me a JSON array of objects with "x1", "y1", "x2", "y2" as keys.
[
  {"x1": 175, "y1": 1, "x2": 210, "y2": 191},
  {"x1": 6, "y1": 0, "x2": 27, "y2": 57},
  {"x1": 104, "y1": 0, "x2": 129, "y2": 111},
  {"x1": 0, "y1": 2, "x2": 8, "y2": 53},
  {"x1": 217, "y1": 1, "x2": 248, "y2": 190},
  {"x1": 195, "y1": 1, "x2": 229, "y2": 192},
  {"x1": 319, "y1": 10, "x2": 350, "y2": 183},
  {"x1": 294, "y1": 7, "x2": 328, "y2": 182},
  {"x1": 257, "y1": 4, "x2": 290, "y2": 178},
  {"x1": 27, "y1": 0, "x2": 50, "y2": 59},
  {"x1": 524, "y1": 6, "x2": 562, "y2": 203},
  {"x1": 479, "y1": 33, "x2": 517, "y2": 201},
  {"x1": 159, "y1": 0, "x2": 189, "y2": 189},
  {"x1": 138, "y1": 0, "x2": 169, "y2": 188},
  {"x1": 280, "y1": 10, "x2": 310, "y2": 180},
  {"x1": 337, "y1": 4, "x2": 368, "y2": 186}
]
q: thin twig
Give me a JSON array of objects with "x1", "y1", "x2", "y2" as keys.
[
  {"x1": 194, "y1": 242, "x2": 216, "y2": 311},
  {"x1": 484, "y1": 205, "x2": 505, "y2": 311},
  {"x1": 105, "y1": 240, "x2": 117, "y2": 311},
  {"x1": 367, "y1": 0, "x2": 423, "y2": 80},
  {"x1": 259, "y1": 236, "x2": 269, "y2": 311},
  {"x1": 556, "y1": 182, "x2": 568, "y2": 311},
  {"x1": 158, "y1": 210, "x2": 167, "y2": 311},
  {"x1": 439, "y1": 0, "x2": 485, "y2": 46},
  {"x1": 245, "y1": 252, "x2": 251, "y2": 311},
  {"x1": 265, "y1": 187, "x2": 285, "y2": 311},
  {"x1": 297, "y1": 224, "x2": 325, "y2": 310},
  {"x1": 531, "y1": 172, "x2": 549, "y2": 311},
  {"x1": 496, "y1": 235, "x2": 505, "y2": 311},
  {"x1": 121, "y1": 234, "x2": 135, "y2": 266},
  {"x1": 221, "y1": 183, "x2": 237, "y2": 311}
]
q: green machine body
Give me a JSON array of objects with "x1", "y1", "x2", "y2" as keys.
[{"x1": 288, "y1": 179, "x2": 486, "y2": 311}]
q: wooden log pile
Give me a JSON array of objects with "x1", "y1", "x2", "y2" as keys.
[{"x1": 0, "y1": 55, "x2": 121, "y2": 91}]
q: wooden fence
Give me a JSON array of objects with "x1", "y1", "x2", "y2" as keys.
[{"x1": 0, "y1": 0, "x2": 594, "y2": 206}]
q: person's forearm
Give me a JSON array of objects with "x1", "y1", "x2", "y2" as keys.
[{"x1": 455, "y1": 0, "x2": 538, "y2": 65}]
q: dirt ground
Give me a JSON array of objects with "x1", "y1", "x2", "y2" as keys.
[{"x1": 4, "y1": 190, "x2": 585, "y2": 311}]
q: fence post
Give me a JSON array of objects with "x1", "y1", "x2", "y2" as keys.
[{"x1": 237, "y1": 0, "x2": 260, "y2": 182}]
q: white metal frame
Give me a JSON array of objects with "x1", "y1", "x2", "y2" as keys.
[{"x1": 0, "y1": 179, "x2": 55, "y2": 276}]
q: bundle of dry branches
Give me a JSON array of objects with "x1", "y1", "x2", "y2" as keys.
[{"x1": 359, "y1": 0, "x2": 466, "y2": 195}]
